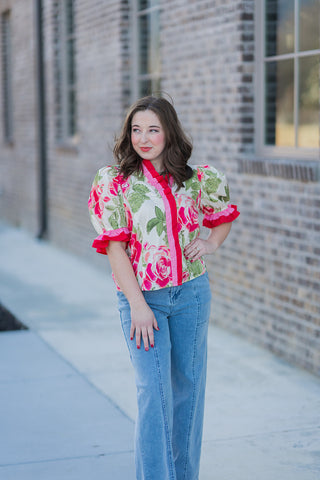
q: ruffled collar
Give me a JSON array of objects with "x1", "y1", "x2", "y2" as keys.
[{"x1": 142, "y1": 160, "x2": 173, "y2": 188}]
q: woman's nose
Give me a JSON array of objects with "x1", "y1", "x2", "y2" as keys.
[{"x1": 141, "y1": 131, "x2": 149, "y2": 143}]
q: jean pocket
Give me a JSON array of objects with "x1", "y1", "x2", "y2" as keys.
[
  {"x1": 117, "y1": 291, "x2": 130, "y2": 310},
  {"x1": 119, "y1": 309, "x2": 131, "y2": 328}
]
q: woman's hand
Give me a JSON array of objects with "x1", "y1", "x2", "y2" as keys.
[
  {"x1": 184, "y1": 222, "x2": 233, "y2": 262},
  {"x1": 130, "y1": 301, "x2": 159, "y2": 351},
  {"x1": 107, "y1": 241, "x2": 159, "y2": 350},
  {"x1": 184, "y1": 237, "x2": 217, "y2": 262}
]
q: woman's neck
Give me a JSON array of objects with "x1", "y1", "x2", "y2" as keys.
[{"x1": 145, "y1": 159, "x2": 164, "y2": 174}]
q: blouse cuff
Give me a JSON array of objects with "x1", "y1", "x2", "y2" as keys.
[
  {"x1": 92, "y1": 228, "x2": 130, "y2": 255},
  {"x1": 203, "y1": 204, "x2": 240, "y2": 228}
]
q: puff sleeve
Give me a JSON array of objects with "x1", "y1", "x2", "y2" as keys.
[
  {"x1": 198, "y1": 165, "x2": 240, "y2": 228},
  {"x1": 88, "y1": 166, "x2": 130, "y2": 255}
]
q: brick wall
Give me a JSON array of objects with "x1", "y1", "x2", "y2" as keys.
[
  {"x1": 217, "y1": 174, "x2": 320, "y2": 374},
  {"x1": 0, "y1": 0, "x2": 38, "y2": 233},
  {"x1": 160, "y1": 0, "x2": 320, "y2": 375},
  {"x1": 0, "y1": 0, "x2": 129, "y2": 268},
  {"x1": 42, "y1": 0, "x2": 128, "y2": 264}
]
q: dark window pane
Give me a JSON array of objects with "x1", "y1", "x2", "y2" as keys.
[
  {"x1": 68, "y1": 89, "x2": 76, "y2": 136},
  {"x1": 66, "y1": 0, "x2": 74, "y2": 35},
  {"x1": 298, "y1": 55, "x2": 319, "y2": 147},
  {"x1": 139, "y1": 14, "x2": 148, "y2": 75},
  {"x1": 138, "y1": 0, "x2": 158, "y2": 11},
  {"x1": 53, "y1": 0, "x2": 76, "y2": 140},
  {"x1": 139, "y1": 79, "x2": 153, "y2": 97},
  {"x1": 265, "y1": 0, "x2": 294, "y2": 56},
  {"x1": 265, "y1": 59, "x2": 294, "y2": 146},
  {"x1": 299, "y1": 0, "x2": 320, "y2": 52},
  {"x1": 67, "y1": 38, "x2": 76, "y2": 84},
  {"x1": 139, "y1": 77, "x2": 161, "y2": 97}
]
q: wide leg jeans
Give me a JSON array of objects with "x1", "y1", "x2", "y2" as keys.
[{"x1": 117, "y1": 272, "x2": 212, "y2": 480}]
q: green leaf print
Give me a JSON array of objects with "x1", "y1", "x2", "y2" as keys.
[
  {"x1": 146, "y1": 206, "x2": 166, "y2": 235},
  {"x1": 184, "y1": 176, "x2": 199, "y2": 202},
  {"x1": 188, "y1": 259, "x2": 204, "y2": 276},
  {"x1": 93, "y1": 172, "x2": 103, "y2": 184},
  {"x1": 105, "y1": 204, "x2": 117, "y2": 211},
  {"x1": 109, "y1": 210, "x2": 120, "y2": 230},
  {"x1": 155, "y1": 206, "x2": 165, "y2": 220},
  {"x1": 147, "y1": 217, "x2": 160, "y2": 234},
  {"x1": 156, "y1": 221, "x2": 164, "y2": 236},
  {"x1": 184, "y1": 170, "x2": 197, "y2": 190},
  {"x1": 132, "y1": 184, "x2": 150, "y2": 195},
  {"x1": 119, "y1": 203, "x2": 127, "y2": 226},
  {"x1": 128, "y1": 184, "x2": 150, "y2": 213},
  {"x1": 184, "y1": 178, "x2": 193, "y2": 190},
  {"x1": 108, "y1": 166, "x2": 119, "y2": 176},
  {"x1": 221, "y1": 184, "x2": 230, "y2": 202},
  {"x1": 205, "y1": 176, "x2": 221, "y2": 195},
  {"x1": 128, "y1": 192, "x2": 146, "y2": 213}
]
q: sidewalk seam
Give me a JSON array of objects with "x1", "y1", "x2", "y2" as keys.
[
  {"x1": 0, "y1": 449, "x2": 134, "y2": 469},
  {"x1": 33, "y1": 329, "x2": 134, "y2": 425}
]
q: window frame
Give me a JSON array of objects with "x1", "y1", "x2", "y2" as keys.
[
  {"x1": 131, "y1": 0, "x2": 161, "y2": 102},
  {"x1": 53, "y1": 0, "x2": 77, "y2": 146},
  {"x1": 255, "y1": 0, "x2": 320, "y2": 160},
  {"x1": 1, "y1": 10, "x2": 14, "y2": 144}
]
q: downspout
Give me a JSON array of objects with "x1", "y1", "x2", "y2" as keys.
[{"x1": 35, "y1": 0, "x2": 48, "y2": 239}]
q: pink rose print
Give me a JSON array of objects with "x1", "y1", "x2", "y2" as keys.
[
  {"x1": 197, "y1": 169, "x2": 204, "y2": 182},
  {"x1": 118, "y1": 177, "x2": 130, "y2": 194},
  {"x1": 176, "y1": 195, "x2": 183, "y2": 207},
  {"x1": 196, "y1": 190, "x2": 201, "y2": 208},
  {"x1": 107, "y1": 179, "x2": 119, "y2": 197},
  {"x1": 202, "y1": 205, "x2": 215, "y2": 216},
  {"x1": 142, "y1": 245, "x2": 172, "y2": 290},
  {"x1": 129, "y1": 233, "x2": 142, "y2": 276},
  {"x1": 88, "y1": 183, "x2": 107, "y2": 219},
  {"x1": 88, "y1": 184, "x2": 101, "y2": 209},
  {"x1": 182, "y1": 270, "x2": 190, "y2": 282},
  {"x1": 126, "y1": 208, "x2": 133, "y2": 232},
  {"x1": 197, "y1": 165, "x2": 210, "y2": 181},
  {"x1": 178, "y1": 204, "x2": 199, "y2": 232}
]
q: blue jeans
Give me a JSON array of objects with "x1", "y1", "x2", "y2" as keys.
[{"x1": 117, "y1": 272, "x2": 212, "y2": 480}]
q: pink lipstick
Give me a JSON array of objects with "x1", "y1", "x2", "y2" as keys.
[{"x1": 140, "y1": 147, "x2": 152, "y2": 152}]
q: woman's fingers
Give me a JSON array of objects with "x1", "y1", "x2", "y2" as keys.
[
  {"x1": 130, "y1": 323, "x2": 135, "y2": 342},
  {"x1": 147, "y1": 326, "x2": 155, "y2": 350},
  {"x1": 135, "y1": 327, "x2": 141, "y2": 349},
  {"x1": 130, "y1": 319, "x2": 158, "y2": 351},
  {"x1": 141, "y1": 327, "x2": 149, "y2": 351},
  {"x1": 184, "y1": 239, "x2": 204, "y2": 261},
  {"x1": 153, "y1": 318, "x2": 159, "y2": 332},
  {"x1": 130, "y1": 303, "x2": 159, "y2": 351}
]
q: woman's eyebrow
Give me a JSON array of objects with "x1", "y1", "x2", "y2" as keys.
[{"x1": 132, "y1": 124, "x2": 161, "y2": 128}]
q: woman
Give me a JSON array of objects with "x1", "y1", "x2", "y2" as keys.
[{"x1": 88, "y1": 96, "x2": 239, "y2": 480}]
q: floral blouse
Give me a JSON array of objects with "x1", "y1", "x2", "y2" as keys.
[{"x1": 88, "y1": 159, "x2": 240, "y2": 291}]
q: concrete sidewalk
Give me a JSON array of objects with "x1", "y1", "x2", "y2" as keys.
[{"x1": 0, "y1": 222, "x2": 319, "y2": 480}]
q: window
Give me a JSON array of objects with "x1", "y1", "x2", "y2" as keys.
[
  {"x1": 132, "y1": 0, "x2": 161, "y2": 99},
  {"x1": 53, "y1": 0, "x2": 77, "y2": 143},
  {"x1": 1, "y1": 10, "x2": 13, "y2": 143},
  {"x1": 256, "y1": 0, "x2": 320, "y2": 157}
]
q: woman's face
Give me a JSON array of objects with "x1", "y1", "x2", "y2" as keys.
[{"x1": 131, "y1": 110, "x2": 166, "y2": 172}]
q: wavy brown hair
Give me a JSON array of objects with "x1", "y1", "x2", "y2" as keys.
[{"x1": 113, "y1": 96, "x2": 193, "y2": 188}]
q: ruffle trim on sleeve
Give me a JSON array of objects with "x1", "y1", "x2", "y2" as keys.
[
  {"x1": 203, "y1": 204, "x2": 240, "y2": 228},
  {"x1": 92, "y1": 228, "x2": 130, "y2": 255}
]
